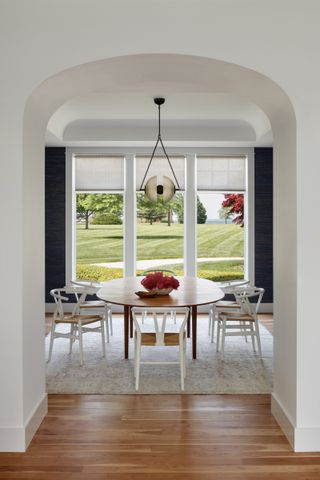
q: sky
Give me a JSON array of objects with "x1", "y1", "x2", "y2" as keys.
[{"x1": 198, "y1": 192, "x2": 225, "y2": 220}]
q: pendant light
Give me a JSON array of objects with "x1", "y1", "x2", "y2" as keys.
[{"x1": 140, "y1": 98, "x2": 181, "y2": 203}]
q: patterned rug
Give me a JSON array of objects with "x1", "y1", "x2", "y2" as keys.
[{"x1": 46, "y1": 316, "x2": 273, "y2": 394}]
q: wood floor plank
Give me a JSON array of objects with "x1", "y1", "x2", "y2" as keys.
[{"x1": 0, "y1": 394, "x2": 320, "y2": 479}]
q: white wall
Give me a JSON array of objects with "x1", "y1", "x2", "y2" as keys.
[{"x1": 1, "y1": 0, "x2": 320, "y2": 451}]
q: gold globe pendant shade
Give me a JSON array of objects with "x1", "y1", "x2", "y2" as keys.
[
  {"x1": 140, "y1": 98, "x2": 180, "y2": 203},
  {"x1": 144, "y1": 175, "x2": 176, "y2": 203}
]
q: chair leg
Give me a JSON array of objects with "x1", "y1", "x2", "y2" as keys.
[
  {"x1": 221, "y1": 319, "x2": 226, "y2": 359},
  {"x1": 78, "y1": 322, "x2": 84, "y2": 366},
  {"x1": 183, "y1": 339, "x2": 187, "y2": 378},
  {"x1": 255, "y1": 320, "x2": 262, "y2": 358},
  {"x1": 208, "y1": 309, "x2": 212, "y2": 337},
  {"x1": 173, "y1": 311, "x2": 177, "y2": 325},
  {"x1": 250, "y1": 324, "x2": 256, "y2": 352},
  {"x1": 216, "y1": 320, "x2": 221, "y2": 352},
  {"x1": 179, "y1": 343, "x2": 185, "y2": 391},
  {"x1": 241, "y1": 321, "x2": 248, "y2": 343},
  {"x1": 135, "y1": 342, "x2": 141, "y2": 391},
  {"x1": 109, "y1": 308, "x2": 113, "y2": 336},
  {"x1": 101, "y1": 320, "x2": 106, "y2": 358},
  {"x1": 47, "y1": 322, "x2": 56, "y2": 363},
  {"x1": 211, "y1": 314, "x2": 215, "y2": 344},
  {"x1": 134, "y1": 335, "x2": 137, "y2": 378},
  {"x1": 69, "y1": 324, "x2": 74, "y2": 354},
  {"x1": 105, "y1": 312, "x2": 110, "y2": 343}
]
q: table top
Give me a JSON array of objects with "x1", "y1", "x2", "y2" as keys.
[{"x1": 97, "y1": 276, "x2": 224, "y2": 307}]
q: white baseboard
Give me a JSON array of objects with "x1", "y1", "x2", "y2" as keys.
[
  {"x1": 272, "y1": 394, "x2": 320, "y2": 452},
  {"x1": 25, "y1": 393, "x2": 48, "y2": 449},
  {"x1": 294, "y1": 426, "x2": 320, "y2": 452},
  {"x1": 271, "y1": 393, "x2": 295, "y2": 449},
  {"x1": 0, "y1": 394, "x2": 47, "y2": 452}
]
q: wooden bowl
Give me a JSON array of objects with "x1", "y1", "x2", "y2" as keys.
[{"x1": 135, "y1": 290, "x2": 158, "y2": 298}]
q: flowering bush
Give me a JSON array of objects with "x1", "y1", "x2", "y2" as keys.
[{"x1": 141, "y1": 271, "x2": 180, "y2": 291}]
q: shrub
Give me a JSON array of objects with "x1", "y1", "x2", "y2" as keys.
[
  {"x1": 76, "y1": 264, "x2": 124, "y2": 282},
  {"x1": 76, "y1": 264, "x2": 243, "y2": 283},
  {"x1": 91, "y1": 214, "x2": 122, "y2": 225},
  {"x1": 197, "y1": 270, "x2": 244, "y2": 282}
]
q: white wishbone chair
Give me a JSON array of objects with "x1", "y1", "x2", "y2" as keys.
[
  {"x1": 48, "y1": 288, "x2": 106, "y2": 366},
  {"x1": 216, "y1": 287, "x2": 265, "y2": 359},
  {"x1": 131, "y1": 306, "x2": 190, "y2": 391},
  {"x1": 69, "y1": 280, "x2": 113, "y2": 342},
  {"x1": 208, "y1": 279, "x2": 250, "y2": 342}
]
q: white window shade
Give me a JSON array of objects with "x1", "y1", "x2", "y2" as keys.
[
  {"x1": 197, "y1": 156, "x2": 246, "y2": 191},
  {"x1": 136, "y1": 156, "x2": 185, "y2": 191},
  {"x1": 75, "y1": 155, "x2": 124, "y2": 191}
]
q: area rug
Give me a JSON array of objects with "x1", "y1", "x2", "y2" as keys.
[{"x1": 45, "y1": 316, "x2": 273, "y2": 394}]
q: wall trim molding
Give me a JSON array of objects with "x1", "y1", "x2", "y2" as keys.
[
  {"x1": 0, "y1": 394, "x2": 47, "y2": 452},
  {"x1": 294, "y1": 426, "x2": 320, "y2": 452},
  {"x1": 272, "y1": 393, "x2": 320, "y2": 452},
  {"x1": 271, "y1": 393, "x2": 295, "y2": 449},
  {"x1": 25, "y1": 393, "x2": 48, "y2": 450}
]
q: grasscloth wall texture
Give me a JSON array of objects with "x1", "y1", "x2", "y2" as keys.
[
  {"x1": 45, "y1": 148, "x2": 273, "y2": 303},
  {"x1": 45, "y1": 147, "x2": 66, "y2": 302},
  {"x1": 254, "y1": 148, "x2": 273, "y2": 303}
]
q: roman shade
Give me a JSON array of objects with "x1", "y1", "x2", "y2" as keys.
[
  {"x1": 75, "y1": 155, "x2": 124, "y2": 191},
  {"x1": 197, "y1": 156, "x2": 246, "y2": 191},
  {"x1": 136, "y1": 156, "x2": 185, "y2": 191}
]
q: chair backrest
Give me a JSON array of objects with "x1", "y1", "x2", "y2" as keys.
[
  {"x1": 141, "y1": 268, "x2": 177, "y2": 276},
  {"x1": 50, "y1": 288, "x2": 70, "y2": 320},
  {"x1": 131, "y1": 307, "x2": 189, "y2": 345},
  {"x1": 70, "y1": 279, "x2": 102, "y2": 295},
  {"x1": 233, "y1": 287, "x2": 265, "y2": 316},
  {"x1": 219, "y1": 279, "x2": 250, "y2": 294}
]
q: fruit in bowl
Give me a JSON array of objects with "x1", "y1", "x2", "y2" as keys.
[{"x1": 141, "y1": 271, "x2": 180, "y2": 295}]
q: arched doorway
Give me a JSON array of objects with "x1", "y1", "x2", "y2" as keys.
[{"x1": 23, "y1": 53, "x2": 297, "y2": 446}]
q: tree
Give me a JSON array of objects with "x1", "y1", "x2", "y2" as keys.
[
  {"x1": 222, "y1": 194, "x2": 244, "y2": 226},
  {"x1": 136, "y1": 194, "x2": 167, "y2": 225},
  {"x1": 219, "y1": 205, "x2": 233, "y2": 224},
  {"x1": 76, "y1": 193, "x2": 123, "y2": 229},
  {"x1": 171, "y1": 193, "x2": 184, "y2": 224},
  {"x1": 197, "y1": 196, "x2": 207, "y2": 224}
]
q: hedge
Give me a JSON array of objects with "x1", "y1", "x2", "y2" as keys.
[{"x1": 76, "y1": 264, "x2": 243, "y2": 283}]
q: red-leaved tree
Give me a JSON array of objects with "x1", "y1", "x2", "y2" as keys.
[{"x1": 222, "y1": 194, "x2": 244, "y2": 226}]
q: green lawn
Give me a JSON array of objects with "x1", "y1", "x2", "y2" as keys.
[{"x1": 76, "y1": 223, "x2": 244, "y2": 264}]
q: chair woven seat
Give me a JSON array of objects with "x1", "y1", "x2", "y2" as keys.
[
  {"x1": 79, "y1": 301, "x2": 106, "y2": 308},
  {"x1": 55, "y1": 314, "x2": 103, "y2": 324}
]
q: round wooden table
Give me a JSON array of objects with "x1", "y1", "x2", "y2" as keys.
[{"x1": 98, "y1": 276, "x2": 224, "y2": 360}]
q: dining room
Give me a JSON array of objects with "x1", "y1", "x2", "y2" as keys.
[{"x1": 44, "y1": 100, "x2": 274, "y2": 396}]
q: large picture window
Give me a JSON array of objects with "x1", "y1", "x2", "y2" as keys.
[{"x1": 68, "y1": 150, "x2": 252, "y2": 286}]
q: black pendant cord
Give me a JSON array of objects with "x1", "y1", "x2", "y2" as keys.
[
  {"x1": 159, "y1": 136, "x2": 181, "y2": 190},
  {"x1": 139, "y1": 137, "x2": 159, "y2": 190},
  {"x1": 140, "y1": 102, "x2": 181, "y2": 191}
]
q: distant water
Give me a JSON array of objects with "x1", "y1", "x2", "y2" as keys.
[{"x1": 205, "y1": 219, "x2": 231, "y2": 225}]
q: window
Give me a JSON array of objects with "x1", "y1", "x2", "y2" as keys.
[
  {"x1": 197, "y1": 156, "x2": 247, "y2": 282},
  {"x1": 67, "y1": 149, "x2": 253, "y2": 286},
  {"x1": 135, "y1": 156, "x2": 185, "y2": 275},
  {"x1": 73, "y1": 155, "x2": 125, "y2": 281}
]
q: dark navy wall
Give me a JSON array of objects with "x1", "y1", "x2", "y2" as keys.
[
  {"x1": 44, "y1": 147, "x2": 274, "y2": 303},
  {"x1": 254, "y1": 147, "x2": 273, "y2": 302},
  {"x1": 45, "y1": 147, "x2": 66, "y2": 302}
]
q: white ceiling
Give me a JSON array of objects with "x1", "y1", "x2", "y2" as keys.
[{"x1": 46, "y1": 91, "x2": 272, "y2": 147}]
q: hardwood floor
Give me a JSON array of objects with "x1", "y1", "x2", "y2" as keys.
[{"x1": 1, "y1": 394, "x2": 320, "y2": 479}]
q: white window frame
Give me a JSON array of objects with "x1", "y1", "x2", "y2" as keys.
[{"x1": 66, "y1": 147, "x2": 254, "y2": 286}]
